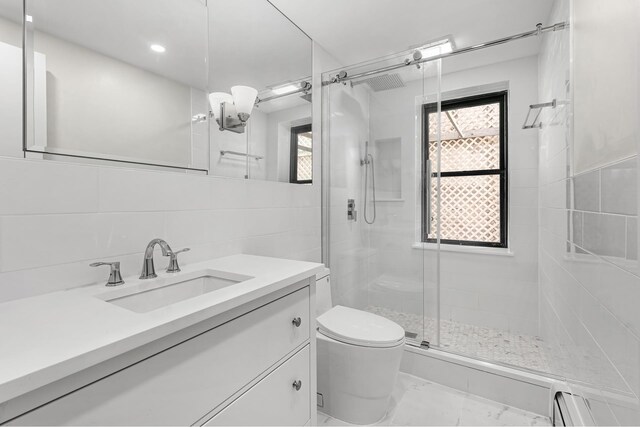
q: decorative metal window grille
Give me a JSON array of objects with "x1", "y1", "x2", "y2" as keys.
[
  {"x1": 290, "y1": 124, "x2": 312, "y2": 184},
  {"x1": 422, "y1": 92, "x2": 508, "y2": 247}
]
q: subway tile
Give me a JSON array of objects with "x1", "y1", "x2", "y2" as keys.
[
  {"x1": 572, "y1": 211, "x2": 583, "y2": 247},
  {"x1": 0, "y1": 252, "x2": 142, "y2": 303},
  {"x1": 164, "y1": 211, "x2": 216, "y2": 248},
  {"x1": 0, "y1": 158, "x2": 99, "y2": 215},
  {"x1": 573, "y1": 169, "x2": 600, "y2": 212},
  {"x1": 0, "y1": 214, "x2": 100, "y2": 272},
  {"x1": 547, "y1": 147, "x2": 569, "y2": 184},
  {"x1": 210, "y1": 177, "x2": 249, "y2": 209},
  {"x1": 601, "y1": 158, "x2": 637, "y2": 215},
  {"x1": 441, "y1": 288, "x2": 478, "y2": 310},
  {"x1": 508, "y1": 138, "x2": 538, "y2": 170},
  {"x1": 580, "y1": 291, "x2": 639, "y2": 395},
  {"x1": 98, "y1": 167, "x2": 212, "y2": 212},
  {"x1": 582, "y1": 212, "x2": 626, "y2": 258},
  {"x1": 627, "y1": 217, "x2": 638, "y2": 261},
  {"x1": 510, "y1": 205, "x2": 537, "y2": 227},
  {"x1": 96, "y1": 212, "x2": 166, "y2": 259},
  {"x1": 509, "y1": 168, "x2": 538, "y2": 188},
  {"x1": 509, "y1": 187, "x2": 537, "y2": 207}
]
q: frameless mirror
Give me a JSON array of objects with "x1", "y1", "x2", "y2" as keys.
[
  {"x1": 18, "y1": 0, "x2": 209, "y2": 171},
  {"x1": 208, "y1": 0, "x2": 313, "y2": 183},
  {"x1": 0, "y1": 0, "x2": 25, "y2": 159}
]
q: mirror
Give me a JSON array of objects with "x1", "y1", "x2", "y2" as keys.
[
  {"x1": 0, "y1": 0, "x2": 312, "y2": 178},
  {"x1": 208, "y1": 0, "x2": 313, "y2": 183},
  {"x1": 16, "y1": 0, "x2": 209, "y2": 171},
  {"x1": 0, "y1": 0, "x2": 25, "y2": 159}
]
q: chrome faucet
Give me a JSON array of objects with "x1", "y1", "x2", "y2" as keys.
[
  {"x1": 140, "y1": 238, "x2": 190, "y2": 279},
  {"x1": 140, "y1": 238, "x2": 173, "y2": 279},
  {"x1": 90, "y1": 261, "x2": 125, "y2": 286}
]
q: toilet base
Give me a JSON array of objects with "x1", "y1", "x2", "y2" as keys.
[{"x1": 316, "y1": 332, "x2": 404, "y2": 425}]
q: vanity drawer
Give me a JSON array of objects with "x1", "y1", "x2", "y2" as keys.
[
  {"x1": 10, "y1": 286, "x2": 310, "y2": 426},
  {"x1": 204, "y1": 345, "x2": 310, "y2": 426}
]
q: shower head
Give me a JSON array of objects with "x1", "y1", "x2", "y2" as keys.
[{"x1": 352, "y1": 73, "x2": 405, "y2": 92}]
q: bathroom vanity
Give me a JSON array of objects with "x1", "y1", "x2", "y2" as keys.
[{"x1": 0, "y1": 255, "x2": 322, "y2": 426}]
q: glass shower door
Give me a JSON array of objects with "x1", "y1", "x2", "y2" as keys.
[{"x1": 322, "y1": 52, "x2": 443, "y2": 347}]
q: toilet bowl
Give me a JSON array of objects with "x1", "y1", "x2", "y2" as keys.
[{"x1": 316, "y1": 269, "x2": 405, "y2": 425}]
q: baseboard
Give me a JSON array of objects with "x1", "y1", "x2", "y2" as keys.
[{"x1": 400, "y1": 345, "x2": 563, "y2": 416}]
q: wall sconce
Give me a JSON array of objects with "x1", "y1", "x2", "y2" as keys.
[{"x1": 208, "y1": 85, "x2": 258, "y2": 134}]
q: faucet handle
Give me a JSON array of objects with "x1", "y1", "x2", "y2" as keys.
[
  {"x1": 90, "y1": 261, "x2": 125, "y2": 287},
  {"x1": 166, "y1": 248, "x2": 190, "y2": 273}
]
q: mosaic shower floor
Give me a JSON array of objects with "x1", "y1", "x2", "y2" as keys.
[{"x1": 365, "y1": 305, "x2": 626, "y2": 391}]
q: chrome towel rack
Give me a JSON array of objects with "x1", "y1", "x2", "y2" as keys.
[
  {"x1": 220, "y1": 150, "x2": 263, "y2": 160},
  {"x1": 522, "y1": 99, "x2": 568, "y2": 129}
]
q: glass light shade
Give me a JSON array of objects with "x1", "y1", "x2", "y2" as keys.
[
  {"x1": 208, "y1": 92, "x2": 233, "y2": 120},
  {"x1": 231, "y1": 85, "x2": 258, "y2": 117}
]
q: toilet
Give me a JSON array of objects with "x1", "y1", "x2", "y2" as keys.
[{"x1": 315, "y1": 269, "x2": 405, "y2": 425}]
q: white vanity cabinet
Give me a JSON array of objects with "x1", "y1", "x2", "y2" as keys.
[{"x1": 8, "y1": 282, "x2": 315, "y2": 426}]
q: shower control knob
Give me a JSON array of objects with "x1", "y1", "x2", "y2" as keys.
[
  {"x1": 292, "y1": 380, "x2": 302, "y2": 391},
  {"x1": 292, "y1": 317, "x2": 302, "y2": 327}
]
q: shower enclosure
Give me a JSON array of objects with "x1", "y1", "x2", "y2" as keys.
[
  {"x1": 321, "y1": 23, "x2": 579, "y2": 384},
  {"x1": 322, "y1": 3, "x2": 640, "y2": 423}
]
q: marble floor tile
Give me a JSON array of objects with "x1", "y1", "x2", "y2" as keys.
[
  {"x1": 318, "y1": 372, "x2": 551, "y2": 426},
  {"x1": 364, "y1": 305, "x2": 625, "y2": 391}
]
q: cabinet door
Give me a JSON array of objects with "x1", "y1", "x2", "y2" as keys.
[
  {"x1": 204, "y1": 345, "x2": 310, "y2": 426},
  {"x1": 10, "y1": 287, "x2": 310, "y2": 426}
]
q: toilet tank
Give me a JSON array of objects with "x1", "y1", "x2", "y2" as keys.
[{"x1": 316, "y1": 268, "x2": 332, "y2": 317}]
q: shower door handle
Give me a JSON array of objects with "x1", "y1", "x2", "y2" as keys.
[{"x1": 425, "y1": 159, "x2": 432, "y2": 235}]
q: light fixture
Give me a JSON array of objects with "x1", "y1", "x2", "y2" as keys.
[
  {"x1": 208, "y1": 92, "x2": 233, "y2": 121},
  {"x1": 413, "y1": 38, "x2": 454, "y2": 61},
  {"x1": 25, "y1": 14, "x2": 33, "y2": 23},
  {"x1": 208, "y1": 86, "x2": 258, "y2": 134},
  {"x1": 272, "y1": 84, "x2": 299, "y2": 95},
  {"x1": 150, "y1": 44, "x2": 166, "y2": 53}
]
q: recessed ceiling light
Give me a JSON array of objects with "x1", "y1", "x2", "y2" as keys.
[
  {"x1": 25, "y1": 15, "x2": 33, "y2": 22},
  {"x1": 272, "y1": 84, "x2": 299, "y2": 95},
  {"x1": 150, "y1": 44, "x2": 166, "y2": 53}
]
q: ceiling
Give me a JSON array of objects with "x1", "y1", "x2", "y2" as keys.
[
  {"x1": 209, "y1": 0, "x2": 312, "y2": 94},
  {"x1": 0, "y1": 0, "x2": 312, "y2": 94},
  {"x1": 0, "y1": 0, "x2": 555, "y2": 110},
  {"x1": 0, "y1": 0, "x2": 209, "y2": 89},
  {"x1": 270, "y1": 0, "x2": 555, "y2": 68}
]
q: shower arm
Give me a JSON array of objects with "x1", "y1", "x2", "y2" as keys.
[{"x1": 322, "y1": 22, "x2": 567, "y2": 86}]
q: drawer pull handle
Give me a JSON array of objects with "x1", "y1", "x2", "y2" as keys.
[
  {"x1": 292, "y1": 380, "x2": 302, "y2": 391},
  {"x1": 292, "y1": 317, "x2": 302, "y2": 327}
]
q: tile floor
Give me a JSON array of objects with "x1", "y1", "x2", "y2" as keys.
[
  {"x1": 317, "y1": 372, "x2": 551, "y2": 426},
  {"x1": 365, "y1": 305, "x2": 625, "y2": 391}
]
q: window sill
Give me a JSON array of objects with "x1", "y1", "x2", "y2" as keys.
[{"x1": 411, "y1": 242, "x2": 514, "y2": 257}]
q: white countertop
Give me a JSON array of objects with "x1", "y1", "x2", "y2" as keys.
[{"x1": 0, "y1": 254, "x2": 323, "y2": 404}]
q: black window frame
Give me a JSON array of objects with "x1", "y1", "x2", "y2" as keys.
[
  {"x1": 289, "y1": 123, "x2": 313, "y2": 184},
  {"x1": 421, "y1": 91, "x2": 508, "y2": 248}
]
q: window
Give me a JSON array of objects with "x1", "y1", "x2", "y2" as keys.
[
  {"x1": 290, "y1": 124, "x2": 312, "y2": 184},
  {"x1": 422, "y1": 91, "x2": 508, "y2": 247}
]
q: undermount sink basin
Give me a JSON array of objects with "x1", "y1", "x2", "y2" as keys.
[{"x1": 100, "y1": 270, "x2": 253, "y2": 313}]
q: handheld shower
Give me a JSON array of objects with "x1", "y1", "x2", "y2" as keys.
[{"x1": 361, "y1": 141, "x2": 376, "y2": 224}]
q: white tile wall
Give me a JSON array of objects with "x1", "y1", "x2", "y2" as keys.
[
  {"x1": 0, "y1": 41, "x2": 334, "y2": 304},
  {"x1": 364, "y1": 56, "x2": 541, "y2": 336},
  {"x1": 0, "y1": 157, "x2": 321, "y2": 303},
  {"x1": 538, "y1": 0, "x2": 640, "y2": 421}
]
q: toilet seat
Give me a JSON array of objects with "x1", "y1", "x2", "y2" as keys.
[{"x1": 317, "y1": 305, "x2": 405, "y2": 348}]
